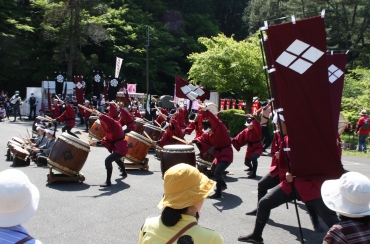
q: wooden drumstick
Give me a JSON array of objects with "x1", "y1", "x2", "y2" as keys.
[
  {"x1": 142, "y1": 118, "x2": 151, "y2": 122},
  {"x1": 79, "y1": 130, "x2": 93, "y2": 144},
  {"x1": 26, "y1": 128, "x2": 31, "y2": 138},
  {"x1": 154, "y1": 120, "x2": 161, "y2": 127},
  {"x1": 143, "y1": 131, "x2": 153, "y2": 143},
  {"x1": 45, "y1": 115, "x2": 54, "y2": 121},
  {"x1": 36, "y1": 116, "x2": 53, "y2": 122},
  {"x1": 55, "y1": 95, "x2": 65, "y2": 104},
  {"x1": 172, "y1": 136, "x2": 190, "y2": 145}
]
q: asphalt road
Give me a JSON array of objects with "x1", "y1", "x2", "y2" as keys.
[{"x1": 1, "y1": 119, "x2": 369, "y2": 244}]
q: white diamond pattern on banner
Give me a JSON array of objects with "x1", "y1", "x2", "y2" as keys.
[
  {"x1": 328, "y1": 64, "x2": 344, "y2": 83},
  {"x1": 276, "y1": 39, "x2": 324, "y2": 74}
]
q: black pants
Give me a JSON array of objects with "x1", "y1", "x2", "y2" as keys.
[
  {"x1": 245, "y1": 153, "x2": 260, "y2": 176},
  {"x1": 262, "y1": 126, "x2": 272, "y2": 151},
  {"x1": 62, "y1": 125, "x2": 78, "y2": 138},
  {"x1": 13, "y1": 105, "x2": 21, "y2": 120},
  {"x1": 253, "y1": 184, "x2": 339, "y2": 236},
  {"x1": 257, "y1": 173, "x2": 279, "y2": 202},
  {"x1": 29, "y1": 105, "x2": 36, "y2": 119},
  {"x1": 105, "y1": 152, "x2": 125, "y2": 170}
]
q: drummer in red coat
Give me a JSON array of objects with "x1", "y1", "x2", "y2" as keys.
[
  {"x1": 154, "y1": 107, "x2": 168, "y2": 126},
  {"x1": 155, "y1": 119, "x2": 185, "y2": 148},
  {"x1": 82, "y1": 100, "x2": 92, "y2": 132},
  {"x1": 50, "y1": 99, "x2": 61, "y2": 118},
  {"x1": 54, "y1": 101, "x2": 78, "y2": 138},
  {"x1": 90, "y1": 111, "x2": 128, "y2": 187},
  {"x1": 108, "y1": 102, "x2": 119, "y2": 121},
  {"x1": 176, "y1": 106, "x2": 187, "y2": 128},
  {"x1": 184, "y1": 113, "x2": 203, "y2": 139},
  {"x1": 118, "y1": 107, "x2": 135, "y2": 134},
  {"x1": 232, "y1": 114, "x2": 263, "y2": 179},
  {"x1": 131, "y1": 106, "x2": 142, "y2": 118},
  {"x1": 192, "y1": 107, "x2": 233, "y2": 199}
]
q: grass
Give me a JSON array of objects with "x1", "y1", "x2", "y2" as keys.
[
  {"x1": 342, "y1": 150, "x2": 370, "y2": 158},
  {"x1": 340, "y1": 132, "x2": 370, "y2": 158}
]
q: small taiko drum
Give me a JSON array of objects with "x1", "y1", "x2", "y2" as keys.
[
  {"x1": 12, "y1": 137, "x2": 25, "y2": 145},
  {"x1": 161, "y1": 145, "x2": 196, "y2": 176},
  {"x1": 89, "y1": 119, "x2": 106, "y2": 140},
  {"x1": 47, "y1": 132, "x2": 90, "y2": 176},
  {"x1": 89, "y1": 116, "x2": 99, "y2": 129},
  {"x1": 116, "y1": 91, "x2": 130, "y2": 108},
  {"x1": 12, "y1": 145, "x2": 30, "y2": 162},
  {"x1": 124, "y1": 132, "x2": 151, "y2": 164},
  {"x1": 143, "y1": 124, "x2": 163, "y2": 142},
  {"x1": 134, "y1": 118, "x2": 148, "y2": 134},
  {"x1": 7, "y1": 140, "x2": 22, "y2": 150}
]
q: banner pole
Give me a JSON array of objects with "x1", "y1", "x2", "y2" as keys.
[{"x1": 258, "y1": 26, "x2": 305, "y2": 244}]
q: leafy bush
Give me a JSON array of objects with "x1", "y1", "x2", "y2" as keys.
[
  {"x1": 218, "y1": 109, "x2": 245, "y2": 128},
  {"x1": 229, "y1": 116, "x2": 247, "y2": 137}
]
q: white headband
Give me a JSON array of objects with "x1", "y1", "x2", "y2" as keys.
[
  {"x1": 45, "y1": 129, "x2": 54, "y2": 135},
  {"x1": 36, "y1": 127, "x2": 45, "y2": 131}
]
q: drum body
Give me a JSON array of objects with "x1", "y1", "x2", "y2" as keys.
[
  {"x1": 7, "y1": 140, "x2": 22, "y2": 151},
  {"x1": 89, "y1": 116, "x2": 99, "y2": 129},
  {"x1": 161, "y1": 145, "x2": 196, "y2": 176},
  {"x1": 89, "y1": 119, "x2": 106, "y2": 140},
  {"x1": 12, "y1": 145, "x2": 30, "y2": 161},
  {"x1": 124, "y1": 132, "x2": 151, "y2": 163},
  {"x1": 47, "y1": 133, "x2": 90, "y2": 176},
  {"x1": 134, "y1": 118, "x2": 147, "y2": 134},
  {"x1": 143, "y1": 124, "x2": 163, "y2": 141},
  {"x1": 116, "y1": 92, "x2": 130, "y2": 107}
]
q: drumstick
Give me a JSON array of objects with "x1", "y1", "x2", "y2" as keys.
[
  {"x1": 55, "y1": 95, "x2": 65, "y2": 104},
  {"x1": 45, "y1": 115, "x2": 54, "y2": 121},
  {"x1": 79, "y1": 130, "x2": 93, "y2": 144},
  {"x1": 142, "y1": 118, "x2": 151, "y2": 123},
  {"x1": 78, "y1": 104, "x2": 101, "y2": 116},
  {"x1": 26, "y1": 128, "x2": 31, "y2": 138},
  {"x1": 155, "y1": 106, "x2": 168, "y2": 119},
  {"x1": 36, "y1": 116, "x2": 53, "y2": 122},
  {"x1": 172, "y1": 136, "x2": 189, "y2": 145},
  {"x1": 143, "y1": 131, "x2": 153, "y2": 143},
  {"x1": 154, "y1": 120, "x2": 161, "y2": 127}
]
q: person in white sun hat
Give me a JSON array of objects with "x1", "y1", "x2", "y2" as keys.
[
  {"x1": 322, "y1": 172, "x2": 370, "y2": 244},
  {"x1": 0, "y1": 169, "x2": 42, "y2": 243}
]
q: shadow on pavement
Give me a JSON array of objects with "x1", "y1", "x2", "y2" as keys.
[
  {"x1": 127, "y1": 169, "x2": 154, "y2": 175},
  {"x1": 92, "y1": 179, "x2": 130, "y2": 198},
  {"x1": 211, "y1": 192, "x2": 243, "y2": 212},
  {"x1": 46, "y1": 181, "x2": 91, "y2": 191},
  {"x1": 238, "y1": 175, "x2": 262, "y2": 181}
]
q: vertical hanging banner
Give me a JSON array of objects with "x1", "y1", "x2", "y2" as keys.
[
  {"x1": 55, "y1": 71, "x2": 65, "y2": 95},
  {"x1": 74, "y1": 76, "x2": 85, "y2": 113},
  {"x1": 238, "y1": 100, "x2": 243, "y2": 110},
  {"x1": 250, "y1": 99, "x2": 260, "y2": 114},
  {"x1": 226, "y1": 99, "x2": 231, "y2": 110},
  {"x1": 108, "y1": 76, "x2": 120, "y2": 101},
  {"x1": 92, "y1": 70, "x2": 103, "y2": 98},
  {"x1": 266, "y1": 16, "x2": 343, "y2": 180},
  {"x1": 115, "y1": 57, "x2": 123, "y2": 78},
  {"x1": 232, "y1": 99, "x2": 236, "y2": 109},
  {"x1": 327, "y1": 53, "x2": 347, "y2": 133},
  {"x1": 220, "y1": 99, "x2": 225, "y2": 110}
]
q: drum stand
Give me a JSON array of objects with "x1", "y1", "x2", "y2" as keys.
[
  {"x1": 47, "y1": 167, "x2": 85, "y2": 183},
  {"x1": 121, "y1": 157, "x2": 149, "y2": 171},
  {"x1": 196, "y1": 157, "x2": 231, "y2": 176}
]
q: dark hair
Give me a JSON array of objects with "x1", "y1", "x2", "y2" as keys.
[
  {"x1": 202, "y1": 120, "x2": 211, "y2": 130},
  {"x1": 161, "y1": 207, "x2": 188, "y2": 226},
  {"x1": 339, "y1": 215, "x2": 370, "y2": 224}
]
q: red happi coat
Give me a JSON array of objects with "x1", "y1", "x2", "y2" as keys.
[
  {"x1": 100, "y1": 114, "x2": 128, "y2": 156},
  {"x1": 232, "y1": 118, "x2": 263, "y2": 159},
  {"x1": 269, "y1": 132, "x2": 281, "y2": 178},
  {"x1": 50, "y1": 103, "x2": 61, "y2": 118},
  {"x1": 176, "y1": 108, "x2": 186, "y2": 128},
  {"x1": 278, "y1": 135, "x2": 323, "y2": 203},
  {"x1": 57, "y1": 104, "x2": 76, "y2": 128},
  {"x1": 195, "y1": 110, "x2": 233, "y2": 165},
  {"x1": 158, "y1": 119, "x2": 185, "y2": 147},
  {"x1": 119, "y1": 108, "x2": 135, "y2": 131},
  {"x1": 108, "y1": 104, "x2": 119, "y2": 121},
  {"x1": 81, "y1": 105, "x2": 92, "y2": 120},
  {"x1": 132, "y1": 110, "x2": 142, "y2": 118},
  {"x1": 184, "y1": 114, "x2": 203, "y2": 139}
]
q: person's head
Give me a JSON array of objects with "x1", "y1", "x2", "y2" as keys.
[
  {"x1": 273, "y1": 113, "x2": 286, "y2": 134},
  {"x1": 15, "y1": 90, "x2": 19, "y2": 95},
  {"x1": 360, "y1": 110, "x2": 367, "y2": 116},
  {"x1": 0, "y1": 169, "x2": 40, "y2": 228},
  {"x1": 245, "y1": 118, "x2": 254, "y2": 130},
  {"x1": 31, "y1": 93, "x2": 34, "y2": 97},
  {"x1": 36, "y1": 125, "x2": 46, "y2": 135},
  {"x1": 45, "y1": 129, "x2": 55, "y2": 138},
  {"x1": 0, "y1": 105, "x2": 4, "y2": 110},
  {"x1": 158, "y1": 164, "x2": 215, "y2": 226},
  {"x1": 92, "y1": 96, "x2": 97, "y2": 100},
  {"x1": 189, "y1": 113, "x2": 198, "y2": 123},
  {"x1": 151, "y1": 98, "x2": 156, "y2": 103},
  {"x1": 322, "y1": 172, "x2": 370, "y2": 220},
  {"x1": 161, "y1": 121, "x2": 171, "y2": 131},
  {"x1": 85, "y1": 100, "x2": 90, "y2": 106},
  {"x1": 201, "y1": 120, "x2": 211, "y2": 133}
]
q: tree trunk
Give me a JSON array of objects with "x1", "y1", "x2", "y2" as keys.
[{"x1": 67, "y1": 0, "x2": 80, "y2": 80}]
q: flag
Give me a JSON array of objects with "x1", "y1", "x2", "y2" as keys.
[
  {"x1": 175, "y1": 75, "x2": 210, "y2": 101},
  {"x1": 74, "y1": 76, "x2": 85, "y2": 113},
  {"x1": 115, "y1": 57, "x2": 123, "y2": 78},
  {"x1": 55, "y1": 71, "x2": 65, "y2": 95},
  {"x1": 62, "y1": 82, "x2": 67, "y2": 100},
  {"x1": 108, "y1": 76, "x2": 120, "y2": 101},
  {"x1": 120, "y1": 80, "x2": 131, "y2": 104},
  {"x1": 145, "y1": 91, "x2": 151, "y2": 120},
  {"x1": 327, "y1": 53, "x2": 347, "y2": 134},
  {"x1": 47, "y1": 81, "x2": 51, "y2": 111},
  {"x1": 265, "y1": 16, "x2": 344, "y2": 180},
  {"x1": 103, "y1": 78, "x2": 108, "y2": 101}
]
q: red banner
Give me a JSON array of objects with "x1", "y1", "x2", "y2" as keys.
[
  {"x1": 226, "y1": 99, "x2": 230, "y2": 110},
  {"x1": 327, "y1": 53, "x2": 347, "y2": 134},
  {"x1": 238, "y1": 100, "x2": 243, "y2": 110},
  {"x1": 251, "y1": 101, "x2": 260, "y2": 114},
  {"x1": 220, "y1": 99, "x2": 225, "y2": 110},
  {"x1": 232, "y1": 99, "x2": 236, "y2": 109},
  {"x1": 266, "y1": 16, "x2": 343, "y2": 180},
  {"x1": 175, "y1": 75, "x2": 210, "y2": 101}
]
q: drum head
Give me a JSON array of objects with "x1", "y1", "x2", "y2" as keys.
[
  {"x1": 59, "y1": 133, "x2": 90, "y2": 150},
  {"x1": 159, "y1": 95, "x2": 174, "y2": 109},
  {"x1": 127, "y1": 131, "x2": 151, "y2": 145},
  {"x1": 206, "y1": 103, "x2": 218, "y2": 115},
  {"x1": 144, "y1": 124, "x2": 163, "y2": 131},
  {"x1": 89, "y1": 116, "x2": 99, "y2": 120},
  {"x1": 13, "y1": 145, "x2": 29, "y2": 154},
  {"x1": 163, "y1": 145, "x2": 194, "y2": 151}
]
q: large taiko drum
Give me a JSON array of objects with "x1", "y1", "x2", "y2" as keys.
[
  {"x1": 196, "y1": 151, "x2": 215, "y2": 170},
  {"x1": 89, "y1": 119, "x2": 106, "y2": 140},
  {"x1": 161, "y1": 145, "x2": 196, "y2": 176},
  {"x1": 143, "y1": 124, "x2": 163, "y2": 141},
  {"x1": 47, "y1": 133, "x2": 90, "y2": 176},
  {"x1": 134, "y1": 118, "x2": 148, "y2": 134},
  {"x1": 124, "y1": 132, "x2": 151, "y2": 164},
  {"x1": 89, "y1": 116, "x2": 99, "y2": 129},
  {"x1": 116, "y1": 91, "x2": 130, "y2": 108}
]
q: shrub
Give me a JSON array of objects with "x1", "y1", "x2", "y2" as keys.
[
  {"x1": 229, "y1": 116, "x2": 247, "y2": 137},
  {"x1": 219, "y1": 109, "x2": 245, "y2": 128}
]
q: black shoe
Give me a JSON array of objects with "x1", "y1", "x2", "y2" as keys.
[
  {"x1": 245, "y1": 209, "x2": 257, "y2": 216},
  {"x1": 244, "y1": 167, "x2": 252, "y2": 172},
  {"x1": 209, "y1": 192, "x2": 222, "y2": 199},
  {"x1": 238, "y1": 233, "x2": 263, "y2": 243},
  {"x1": 120, "y1": 171, "x2": 128, "y2": 178},
  {"x1": 100, "y1": 181, "x2": 111, "y2": 187},
  {"x1": 247, "y1": 174, "x2": 256, "y2": 179},
  {"x1": 221, "y1": 185, "x2": 227, "y2": 190}
]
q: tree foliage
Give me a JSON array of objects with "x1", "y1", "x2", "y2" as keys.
[{"x1": 187, "y1": 33, "x2": 268, "y2": 101}]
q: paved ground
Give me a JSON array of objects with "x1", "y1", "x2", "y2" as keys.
[{"x1": 1, "y1": 119, "x2": 369, "y2": 244}]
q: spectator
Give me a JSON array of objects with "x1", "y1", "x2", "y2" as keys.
[
  {"x1": 4, "y1": 97, "x2": 11, "y2": 120},
  {"x1": 10, "y1": 91, "x2": 23, "y2": 122},
  {"x1": 139, "y1": 163, "x2": 224, "y2": 243},
  {"x1": 322, "y1": 172, "x2": 370, "y2": 244},
  {"x1": 28, "y1": 93, "x2": 38, "y2": 120},
  {"x1": 0, "y1": 169, "x2": 42, "y2": 243},
  {"x1": 0, "y1": 90, "x2": 5, "y2": 106},
  {"x1": 0, "y1": 105, "x2": 5, "y2": 122},
  {"x1": 355, "y1": 110, "x2": 369, "y2": 152}
]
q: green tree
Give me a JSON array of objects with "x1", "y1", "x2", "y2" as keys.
[{"x1": 187, "y1": 33, "x2": 268, "y2": 101}]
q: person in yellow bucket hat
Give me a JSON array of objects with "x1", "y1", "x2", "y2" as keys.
[{"x1": 139, "y1": 163, "x2": 224, "y2": 243}]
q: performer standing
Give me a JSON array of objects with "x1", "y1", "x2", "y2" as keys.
[
  {"x1": 90, "y1": 111, "x2": 128, "y2": 187},
  {"x1": 155, "y1": 119, "x2": 185, "y2": 147},
  {"x1": 50, "y1": 99, "x2": 61, "y2": 119},
  {"x1": 253, "y1": 102, "x2": 272, "y2": 154},
  {"x1": 28, "y1": 93, "x2": 38, "y2": 120},
  {"x1": 192, "y1": 106, "x2": 233, "y2": 199},
  {"x1": 149, "y1": 98, "x2": 157, "y2": 124},
  {"x1": 232, "y1": 114, "x2": 263, "y2": 179},
  {"x1": 10, "y1": 91, "x2": 22, "y2": 122},
  {"x1": 184, "y1": 113, "x2": 203, "y2": 139},
  {"x1": 82, "y1": 100, "x2": 92, "y2": 132},
  {"x1": 54, "y1": 101, "x2": 78, "y2": 138},
  {"x1": 118, "y1": 107, "x2": 135, "y2": 134}
]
